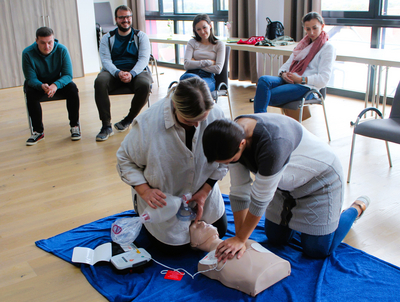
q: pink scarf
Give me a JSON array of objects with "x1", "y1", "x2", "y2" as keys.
[{"x1": 289, "y1": 31, "x2": 328, "y2": 76}]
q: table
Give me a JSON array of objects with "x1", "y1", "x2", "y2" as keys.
[{"x1": 149, "y1": 35, "x2": 400, "y2": 115}]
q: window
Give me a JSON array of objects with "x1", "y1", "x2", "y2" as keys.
[
  {"x1": 322, "y1": 0, "x2": 400, "y2": 98},
  {"x1": 145, "y1": 0, "x2": 228, "y2": 66}
]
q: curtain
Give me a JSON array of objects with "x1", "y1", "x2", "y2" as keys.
[
  {"x1": 283, "y1": 0, "x2": 321, "y2": 41},
  {"x1": 129, "y1": 0, "x2": 146, "y2": 31},
  {"x1": 228, "y1": 0, "x2": 258, "y2": 83}
]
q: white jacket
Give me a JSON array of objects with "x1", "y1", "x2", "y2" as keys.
[
  {"x1": 116, "y1": 97, "x2": 228, "y2": 245},
  {"x1": 278, "y1": 41, "x2": 336, "y2": 90}
]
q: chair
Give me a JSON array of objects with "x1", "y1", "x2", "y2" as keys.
[
  {"x1": 212, "y1": 45, "x2": 233, "y2": 119},
  {"x1": 24, "y1": 88, "x2": 68, "y2": 135},
  {"x1": 168, "y1": 45, "x2": 233, "y2": 119},
  {"x1": 272, "y1": 88, "x2": 331, "y2": 141},
  {"x1": 149, "y1": 54, "x2": 160, "y2": 88},
  {"x1": 94, "y1": 2, "x2": 116, "y2": 34},
  {"x1": 347, "y1": 81, "x2": 400, "y2": 183}
]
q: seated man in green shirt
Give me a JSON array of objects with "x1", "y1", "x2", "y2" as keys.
[
  {"x1": 22, "y1": 27, "x2": 81, "y2": 146},
  {"x1": 94, "y1": 5, "x2": 153, "y2": 141}
]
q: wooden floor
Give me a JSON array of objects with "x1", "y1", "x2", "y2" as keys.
[{"x1": 0, "y1": 67, "x2": 399, "y2": 301}]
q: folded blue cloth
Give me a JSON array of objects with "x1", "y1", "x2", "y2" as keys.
[{"x1": 36, "y1": 194, "x2": 400, "y2": 302}]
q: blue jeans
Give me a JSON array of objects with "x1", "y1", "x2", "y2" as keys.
[
  {"x1": 264, "y1": 207, "x2": 359, "y2": 258},
  {"x1": 253, "y1": 75, "x2": 312, "y2": 113},
  {"x1": 180, "y1": 69, "x2": 215, "y2": 92}
]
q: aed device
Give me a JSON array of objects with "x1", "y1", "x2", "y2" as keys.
[{"x1": 111, "y1": 242, "x2": 152, "y2": 273}]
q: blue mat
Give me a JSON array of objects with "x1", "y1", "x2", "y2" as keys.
[{"x1": 36, "y1": 195, "x2": 400, "y2": 302}]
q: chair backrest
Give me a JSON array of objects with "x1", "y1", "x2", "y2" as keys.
[
  {"x1": 214, "y1": 45, "x2": 231, "y2": 88},
  {"x1": 94, "y1": 2, "x2": 114, "y2": 26},
  {"x1": 390, "y1": 81, "x2": 400, "y2": 119}
]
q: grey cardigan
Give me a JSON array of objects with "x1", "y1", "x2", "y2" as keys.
[{"x1": 99, "y1": 28, "x2": 151, "y2": 78}]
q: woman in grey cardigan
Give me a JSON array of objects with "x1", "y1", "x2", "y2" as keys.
[{"x1": 202, "y1": 114, "x2": 370, "y2": 260}]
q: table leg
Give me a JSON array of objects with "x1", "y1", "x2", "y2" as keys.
[{"x1": 382, "y1": 67, "x2": 389, "y2": 117}]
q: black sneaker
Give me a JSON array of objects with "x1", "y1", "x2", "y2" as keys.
[
  {"x1": 26, "y1": 132, "x2": 44, "y2": 146},
  {"x1": 70, "y1": 126, "x2": 81, "y2": 141},
  {"x1": 96, "y1": 126, "x2": 114, "y2": 141},
  {"x1": 114, "y1": 117, "x2": 132, "y2": 132}
]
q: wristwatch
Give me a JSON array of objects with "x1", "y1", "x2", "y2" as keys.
[{"x1": 301, "y1": 77, "x2": 306, "y2": 84}]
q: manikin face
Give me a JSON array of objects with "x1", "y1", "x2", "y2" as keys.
[
  {"x1": 303, "y1": 18, "x2": 324, "y2": 42},
  {"x1": 115, "y1": 9, "x2": 132, "y2": 32},
  {"x1": 190, "y1": 221, "x2": 218, "y2": 246},
  {"x1": 36, "y1": 35, "x2": 54, "y2": 56},
  {"x1": 195, "y1": 20, "x2": 211, "y2": 42},
  {"x1": 175, "y1": 110, "x2": 210, "y2": 127}
]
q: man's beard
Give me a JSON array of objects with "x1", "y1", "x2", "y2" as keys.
[{"x1": 117, "y1": 23, "x2": 131, "y2": 32}]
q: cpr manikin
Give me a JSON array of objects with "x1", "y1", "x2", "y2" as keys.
[{"x1": 190, "y1": 221, "x2": 291, "y2": 297}]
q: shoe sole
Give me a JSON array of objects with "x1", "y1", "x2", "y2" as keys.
[
  {"x1": 71, "y1": 136, "x2": 81, "y2": 141},
  {"x1": 114, "y1": 124, "x2": 130, "y2": 132},
  {"x1": 96, "y1": 131, "x2": 114, "y2": 141},
  {"x1": 26, "y1": 137, "x2": 44, "y2": 146}
]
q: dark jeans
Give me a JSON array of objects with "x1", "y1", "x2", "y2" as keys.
[
  {"x1": 94, "y1": 70, "x2": 152, "y2": 126},
  {"x1": 146, "y1": 211, "x2": 227, "y2": 255},
  {"x1": 25, "y1": 82, "x2": 80, "y2": 133}
]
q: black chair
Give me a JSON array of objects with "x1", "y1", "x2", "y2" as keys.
[
  {"x1": 271, "y1": 88, "x2": 331, "y2": 141},
  {"x1": 168, "y1": 45, "x2": 233, "y2": 119},
  {"x1": 211, "y1": 45, "x2": 232, "y2": 119},
  {"x1": 347, "y1": 81, "x2": 400, "y2": 183}
]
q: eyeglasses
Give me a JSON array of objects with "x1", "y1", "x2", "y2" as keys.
[{"x1": 117, "y1": 15, "x2": 132, "y2": 20}]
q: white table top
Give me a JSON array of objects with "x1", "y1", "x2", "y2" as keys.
[{"x1": 148, "y1": 34, "x2": 400, "y2": 68}]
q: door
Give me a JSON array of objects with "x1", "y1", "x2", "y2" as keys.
[{"x1": 43, "y1": 0, "x2": 84, "y2": 78}]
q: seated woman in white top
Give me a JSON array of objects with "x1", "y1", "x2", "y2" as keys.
[
  {"x1": 253, "y1": 11, "x2": 336, "y2": 113},
  {"x1": 179, "y1": 14, "x2": 225, "y2": 92}
]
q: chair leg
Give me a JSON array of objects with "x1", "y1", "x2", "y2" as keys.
[
  {"x1": 153, "y1": 57, "x2": 159, "y2": 88},
  {"x1": 226, "y1": 91, "x2": 233, "y2": 120},
  {"x1": 385, "y1": 141, "x2": 393, "y2": 167},
  {"x1": 321, "y1": 98, "x2": 332, "y2": 142},
  {"x1": 25, "y1": 93, "x2": 34, "y2": 135},
  {"x1": 347, "y1": 133, "x2": 357, "y2": 183},
  {"x1": 298, "y1": 105, "x2": 304, "y2": 123}
]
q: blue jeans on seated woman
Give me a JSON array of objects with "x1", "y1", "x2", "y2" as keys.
[
  {"x1": 264, "y1": 207, "x2": 359, "y2": 259},
  {"x1": 180, "y1": 69, "x2": 216, "y2": 92},
  {"x1": 253, "y1": 75, "x2": 313, "y2": 113}
]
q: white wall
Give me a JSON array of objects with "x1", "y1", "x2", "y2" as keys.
[
  {"x1": 77, "y1": 0, "x2": 101, "y2": 74},
  {"x1": 256, "y1": 0, "x2": 285, "y2": 76}
]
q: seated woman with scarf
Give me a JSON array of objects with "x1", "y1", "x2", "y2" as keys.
[{"x1": 253, "y1": 11, "x2": 336, "y2": 113}]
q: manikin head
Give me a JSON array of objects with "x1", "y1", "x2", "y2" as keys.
[{"x1": 190, "y1": 221, "x2": 221, "y2": 251}]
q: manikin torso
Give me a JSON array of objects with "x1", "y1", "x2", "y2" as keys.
[{"x1": 190, "y1": 221, "x2": 291, "y2": 297}]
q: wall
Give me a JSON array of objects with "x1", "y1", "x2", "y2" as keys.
[
  {"x1": 94, "y1": 0, "x2": 127, "y2": 14},
  {"x1": 256, "y1": 0, "x2": 285, "y2": 76},
  {"x1": 77, "y1": 0, "x2": 101, "y2": 74}
]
